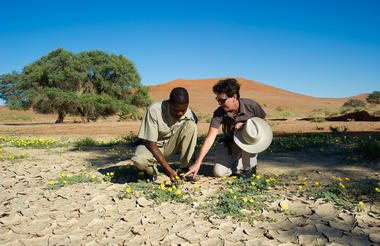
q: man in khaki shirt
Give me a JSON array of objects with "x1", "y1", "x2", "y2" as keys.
[{"x1": 131, "y1": 87, "x2": 197, "y2": 183}]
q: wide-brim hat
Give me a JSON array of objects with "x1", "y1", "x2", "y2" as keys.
[{"x1": 233, "y1": 117, "x2": 273, "y2": 153}]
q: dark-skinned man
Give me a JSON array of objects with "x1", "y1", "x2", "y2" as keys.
[{"x1": 130, "y1": 87, "x2": 197, "y2": 183}]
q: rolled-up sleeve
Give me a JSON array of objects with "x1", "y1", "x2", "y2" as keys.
[{"x1": 137, "y1": 106, "x2": 158, "y2": 142}]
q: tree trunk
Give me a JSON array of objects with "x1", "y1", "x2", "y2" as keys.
[{"x1": 55, "y1": 110, "x2": 66, "y2": 123}]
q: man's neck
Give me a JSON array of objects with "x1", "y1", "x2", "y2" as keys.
[{"x1": 230, "y1": 99, "x2": 240, "y2": 115}]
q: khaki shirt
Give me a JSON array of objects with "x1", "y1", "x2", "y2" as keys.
[{"x1": 137, "y1": 100, "x2": 197, "y2": 147}]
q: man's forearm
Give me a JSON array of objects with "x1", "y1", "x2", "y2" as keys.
[{"x1": 146, "y1": 141, "x2": 173, "y2": 172}]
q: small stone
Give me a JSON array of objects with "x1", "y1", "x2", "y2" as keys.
[
  {"x1": 136, "y1": 197, "x2": 153, "y2": 207},
  {"x1": 314, "y1": 203, "x2": 336, "y2": 219}
]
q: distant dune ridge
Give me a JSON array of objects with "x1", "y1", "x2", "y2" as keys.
[{"x1": 149, "y1": 77, "x2": 367, "y2": 114}]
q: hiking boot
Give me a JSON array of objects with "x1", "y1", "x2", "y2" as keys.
[
  {"x1": 238, "y1": 166, "x2": 257, "y2": 179},
  {"x1": 179, "y1": 168, "x2": 200, "y2": 182}
]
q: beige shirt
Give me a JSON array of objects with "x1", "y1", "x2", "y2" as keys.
[{"x1": 137, "y1": 100, "x2": 197, "y2": 147}]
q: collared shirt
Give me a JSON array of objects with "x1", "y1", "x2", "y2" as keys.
[
  {"x1": 137, "y1": 100, "x2": 197, "y2": 147},
  {"x1": 210, "y1": 98, "x2": 266, "y2": 139}
]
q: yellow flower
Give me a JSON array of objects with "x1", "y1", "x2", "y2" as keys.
[
  {"x1": 194, "y1": 183, "x2": 199, "y2": 188},
  {"x1": 339, "y1": 182, "x2": 345, "y2": 189},
  {"x1": 168, "y1": 188, "x2": 172, "y2": 192},
  {"x1": 243, "y1": 197, "x2": 248, "y2": 202},
  {"x1": 303, "y1": 182, "x2": 307, "y2": 185},
  {"x1": 180, "y1": 173, "x2": 184, "y2": 176},
  {"x1": 256, "y1": 176, "x2": 260, "y2": 179},
  {"x1": 229, "y1": 189, "x2": 234, "y2": 194},
  {"x1": 223, "y1": 176, "x2": 226, "y2": 179},
  {"x1": 67, "y1": 174, "x2": 70, "y2": 178},
  {"x1": 275, "y1": 174, "x2": 279, "y2": 177},
  {"x1": 268, "y1": 186, "x2": 272, "y2": 190},
  {"x1": 252, "y1": 174, "x2": 256, "y2": 177},
  {"x1": 315, "y1": 181, "x2": 320, "y2": 186},
  {"x1": 338, "y1": 177, "x2": 342, "y2": 181},
  {"x1": 106, "y1": 172, "x2": 110, "y2": 176},
  {"x1": 92, "y1": 175, "x2": 96, "y2": 179},
  {"x1": 375, "y1": 187, "x2": 380, "y2": 192},
  {"x1": 126, "y1": 187, "x2": 131, "y2": 193},
  {"x1": 177, "y1": 190, "x2": 182, "y2": 195},
  {"x1": 233, "y1": 176, "x2": 237, "y2": 179},
  {"x1": 359, "y1": 201, "x2": 364, "y2": 206},
  {"x1": 345, "y1": 177, "x2": 350, "y2": 181},
  {"x1": 228, "y1": 181, "x2": 233, "y2": 184},
  {"x1": 161, "y1": 186, "x2": 166, "y2": 190},
  {"x1": 50, "y1": 180, "x2": 54, "y2": 184},
  {"x1": 299, "y1": 186, "x2": 303, "y2": 189},
  {"x1": 60, "y1": 173, "x2": 65, "y2": 177},
  {"x1": 251, "y1": 182, "x2": 255, "y2": 186},
  {"x1": 233, "y1": 196, "x2": 237, "y2": 199},
  {"x1": 63, "y1": 180, "x2": 67, "y2": 184},
  {"x1": 172, "y1": 185, "x2": 176, "y2": 189},
  {"x1": 266, "y1": 179, "x2": 270, "y2": 183},
  {"x1": 81, "y1": 166, "x2": 86, "y2": 170},
  {"x1": 332, "y1": 176, "x2": 336, "y2": 179},
  {"x1": 249, "y1": 199, "x2": 254, "y2": 203},
  {"x1": 175, "y1": 176, "x2": 180, "y2": 180},
  {"x1": 283, "y1": 205, "x2": 288, "y2": 210},
  {"x1": 146, "y1": 179, "x2": 150, "y2": 182},
  {"x1": 110, "y1": 172, "x2": 114, "y2": 176}
]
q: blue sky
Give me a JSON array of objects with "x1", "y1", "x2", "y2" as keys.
[{"x1": 1, "y1": 0, "x2": 379, "y2": 105}]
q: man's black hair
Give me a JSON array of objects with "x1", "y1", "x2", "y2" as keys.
[
  {"x1": 212, "y1": 78, "x2": 240, "y2": 99},
  {"x1": 169, "y1": 87, "x2": 189, "y2": 105}
]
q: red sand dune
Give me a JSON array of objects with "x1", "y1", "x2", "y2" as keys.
[{"x1": 149, "y1": 77, "x2": 365, "y2": 114}]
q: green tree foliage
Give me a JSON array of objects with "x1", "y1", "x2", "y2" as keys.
[
  {"x1": 366, "y1": 91, "x2": 380, "y2": 104},
  {"x1": 342, "y1": 99, "x2": 366, "y2": 108},
  {"x1": 0, "y1": 48, "x2": 150, "y2": 123},
  {"x1": 131, "y1": 87, "x2": 153, "y2": 108}
]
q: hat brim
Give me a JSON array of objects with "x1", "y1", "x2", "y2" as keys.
[{"x1": 233, "y1": 118, "x2": 273, "y2": 153}]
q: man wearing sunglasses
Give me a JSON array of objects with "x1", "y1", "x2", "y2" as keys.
[
  {"x1": 184, "y1": 78, "x2": 266, "y2": 180},
  {"x1": 129, "y1": 87, "x2": 198, "y2": 183}
]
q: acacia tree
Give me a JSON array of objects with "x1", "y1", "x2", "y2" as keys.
[{"x1": 0, "y1": 48, "x2": 146, "y2": 123}]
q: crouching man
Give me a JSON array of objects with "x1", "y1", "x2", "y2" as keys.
[
  {"x1": 130, "y1": 87, "x2": 197, "y2": 183},
  {"x1": 184, "y1": 78, "x2": 272, "y2": 180}
]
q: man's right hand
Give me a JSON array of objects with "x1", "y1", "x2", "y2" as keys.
[{"x1": 167, "y1": 168, "x2": 179, "y2": 183}]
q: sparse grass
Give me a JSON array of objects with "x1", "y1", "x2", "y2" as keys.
[
  {"x1": 267, "y1": 111, "x2": 293, "y2": 118},
  {"x1": 310, "y1": 117, "x2": 327, "y2": 123},
  {"x1": 264, "y1": 132, "x2": 379, "y2": 162},
  {"x1": 47, "y1": 167, "x2": 101, "y2": 190},
  {"x1": 0, "y1": 114, "x2": 34, "y2": 121},
  {"x1": 0, "y1": 136, "x2": 61, "y2": 148}
]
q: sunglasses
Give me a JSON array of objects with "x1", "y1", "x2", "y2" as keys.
[{"x1": 215, "y1": 97, "x2": 230, "y2": 104}]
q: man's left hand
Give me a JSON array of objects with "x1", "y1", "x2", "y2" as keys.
[{"x1": 234, "y1": 122, "x2": 245, "y2": 132}]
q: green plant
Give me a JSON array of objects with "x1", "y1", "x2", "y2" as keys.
[
  {"x1": 357, "y1": 137, "x2": 380, "y2": 160},
  {"x1": 276, "y1": 104, "x2": 294, "y2": 112},
  {"x1": 329, "y1": 126, "x2": 348, "y2": 133},
  {"x1": 206, "y1": 117, "x2": 212, "y2": 123},
  {"x1": 343, "y1": 99, "x2": 366, "y2": 108},
  {"x1": 310, "y1": 117, "x2": 327, "y2": 123},
  {"x1": 47, "y1": 171, "x2": 101, "y2": 190},
  {"x1": 366, "y1": 91, "x2": 380, "y2": 104}
]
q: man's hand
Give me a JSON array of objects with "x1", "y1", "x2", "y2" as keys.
[
  {"x1": 183, "y1": 163, "x2": 201, "y2": 180},
  {"x1": 234, "y1": 122, "x2": 245, "y2": 132},
  {"x1": 167, "y1": 168, "x2": 179, "y2": 183}
]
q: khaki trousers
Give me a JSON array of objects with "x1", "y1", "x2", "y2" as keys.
[
  {"x1": 131, "y1": 120, "x2": 197, "y2": 175},
  {"x1": 214, "y1": 141, "x2": 257, "y2": 177}
]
